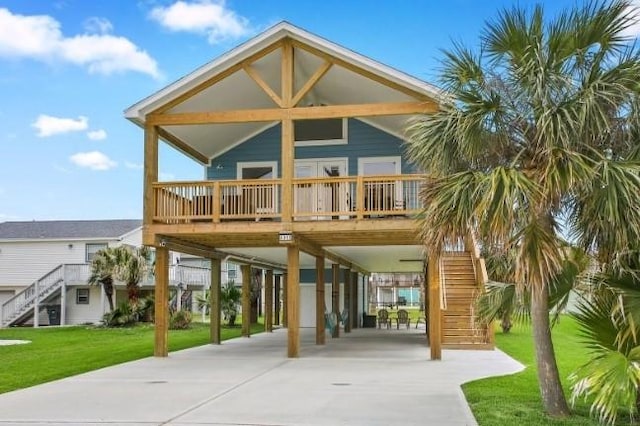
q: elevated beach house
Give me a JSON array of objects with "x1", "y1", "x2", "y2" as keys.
[{"x1": 125, "y1": 22, "x2": 492, "y2": 359}]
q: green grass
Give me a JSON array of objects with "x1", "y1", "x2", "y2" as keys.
[
  {"x1": 0, "y1": 322, "x2": 264, "y2": 395},
  {"x1": 463, "y1": 317, "x2": 631, "y2": 425}
]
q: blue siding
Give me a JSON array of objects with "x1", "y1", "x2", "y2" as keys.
[{"x1": 206, "y1": 119, "x2": 418, "y2": 180}]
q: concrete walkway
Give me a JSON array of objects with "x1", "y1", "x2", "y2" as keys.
[{"x1": 0, "y1": 327, "x2": 523, "y2": 426}]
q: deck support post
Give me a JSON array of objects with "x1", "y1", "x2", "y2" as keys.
[
  {"x1": 352, "y1": 271, "x2": 359, "y2": 329},
  {"x1": 143, "y1": 124, "x2": 158, "y2": 228},
  {"x1": 315, "y1": 256, "x2": 325, "y2": 345},
  {"x1": 282, "y1": 272, "x2": 288, "y2": 327},
  {"x1": 60, "y1": 280, "x2": 66, "y2": 326},
  {"x1": 265, "y1": 269, "x2": 274, "y2": 332},
  {"x1": 331, "y1": 264, "x2": 340, "y2": 338},
  {"x1": 210, "y1": 257, "x2": 222, "y2": 344},
  {"x1": 274, "y1": 275, "x2": 281, "y2": 325},
  {"x1": 344, "y1": 269, "x2": 352, "y2": 333},
  {"x1": 154, "y1": 246, "x2": 169, "y2": 357},
  {"x1": 287, "y1": 245, "x2": 300, "y2": 357},
  {"x1": 241, "y1": 264, "x2": 251, "y2": 337},
  {"x1": 428, "y1": 254, "x2": 442, "y2": 360}
]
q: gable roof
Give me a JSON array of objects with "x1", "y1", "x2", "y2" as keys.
[
  {"x1": 0, "y1": 220, "x2": 142, "y2": 240},
  {"x1": 124, "y1": 22, "x2": 445, "y2": 163}
]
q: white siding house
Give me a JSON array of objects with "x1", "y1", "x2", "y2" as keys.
[{"x1": 0, "y1": 220, "x2": 142, "y2": 327}]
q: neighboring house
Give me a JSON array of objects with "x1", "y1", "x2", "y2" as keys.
[
  {"x1": 126, "y1": 22, "x2": 492, "y2": 358},
  {"x1": 0, "y1": 220, "x2": 213, "y2": 327},
  {"x1": 0, "y1": 220, "x2": 142, "y2": 326}
]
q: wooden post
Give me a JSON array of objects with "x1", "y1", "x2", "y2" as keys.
[
  {"x1": 356, "y1": 175, "x2": 364, "y2": 220},
  {"x1": 241, "y1": 264, "x2": 251, "y2": 337},
  {"x1": 274, "y1": 275, "x2": 281, "y2": 325},
  {"x1": 282, "y1": 272, "x2": 288, "y2": 327},
  {"x1": 281, "y1": 40, "x2": 294, "y2": 222},
  {"x1": 344, "y1": 269, "x2": 352, "y2": 333},
  {"x1": 154, "y1": 247, "x2": 169, "y2": 357},
  {"x1": 143, "y1": 125, "x2": 158, "y2": 226},
  {"x1": 287, "y1": 245, "x2": 300, "y2": 357},
  {"x1": 428, "y1": 254, "x2": 442, "y2": 360},
  {"x1": 265, "y1": 269, "x2": 273, "y2": 332},
  {"x1": 331, "y1": 264, "x2": 340, "y2": 338},
  {"x1": 210, "y1": 258, "x2": 221, "y2": 344},
  {"x1": 352, "y1": 271, "x2": 359, "y2": 329},
  {"x1": 315, "y1": 256, "x2": 325, "y2": 345}
]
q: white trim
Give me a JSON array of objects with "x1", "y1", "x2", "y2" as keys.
[
  {"x1": 237, "y1": 161, "x2": 278, "y2": 179},
  {"x1": 294, "y1": 118, "x2": 348, "y2": 147},
  {"x1": 357, "y1": 156, "x2": 402, "y2": 176},
  {"x1": 0, "y1": 237, "x2": 121, "y2": 243}
]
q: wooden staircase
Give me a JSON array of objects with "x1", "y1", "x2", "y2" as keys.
[{"x1": 440, "y1": 252, "x2": 492, "y2": 349}]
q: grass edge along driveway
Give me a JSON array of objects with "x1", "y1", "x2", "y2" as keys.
[{"x1": 0, "y1": 322, "x2": 264, "y2": 394}]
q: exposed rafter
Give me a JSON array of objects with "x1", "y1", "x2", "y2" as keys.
[
  {"x1": 243, "y1": 65, "x2": 283, "y2": 107},
  {"x1": 156, "y1": 127, "x2": 209, "y2": 164},
  {"x1": 291, "y1": 61, "x2": 332, "y2": 107}
]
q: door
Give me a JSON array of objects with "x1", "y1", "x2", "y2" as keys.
[{"x1": 295, "y1": 158, "x2": 348, "y2": 220}]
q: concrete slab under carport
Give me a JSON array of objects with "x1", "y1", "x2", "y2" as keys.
[{"x1": 0, "y1": 327, "x2": 523, "y2": 426}]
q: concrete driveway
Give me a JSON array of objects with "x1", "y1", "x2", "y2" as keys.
[{"x1": 0, "y1": 327, "x2": 523, "y2": 426}]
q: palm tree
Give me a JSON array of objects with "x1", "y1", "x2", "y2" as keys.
[
  {"x1": 88, "y1": 248, "x2": 117, "y2": 311},
  {"x1": 112, "y1": 246, "x2": 150, "y2": 303},
  {"x1": 196, "y1": 281, "x2": 242, "y2": 326},
  {"x1": 407, "y1": 1, "x2": 640, "y2": 417}
]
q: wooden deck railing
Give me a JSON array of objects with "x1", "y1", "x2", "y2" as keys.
[{"x1": 152, "y1": 175, "x2": 424, "y2": 223}]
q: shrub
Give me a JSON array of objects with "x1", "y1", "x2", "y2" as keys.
[{"x1": 169, "y1": 310, "x2": 192, "y2": 330}]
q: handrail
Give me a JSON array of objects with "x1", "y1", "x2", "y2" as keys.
[{"x1": 151, "y1": 174, "x2": 425, "y2": 224}]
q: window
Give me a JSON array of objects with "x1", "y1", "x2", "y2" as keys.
[
  {"x1": 227, "y1": 269, "x2": 237, "y2": 280},
  {"x1": 85, "y1": 243, "x2": 108, "y2": 262},
  {"x1": 294, "y1": 118, "x2": 347, "y2": 146},
  {"x1": 358, "y1": 156, "x2": 402, "y2": 176},
  {"x1": 76, "y1": 288, "x2": 90, "y2": 304},
  {"x1": 237, "y1": 161, "x2": 277, "y2": 180}
]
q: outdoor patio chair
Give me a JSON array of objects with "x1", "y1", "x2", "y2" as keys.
[
  {"x1": 396, "y1": 309, "x2": 411, "y2": 329},
  {"x1": 377, "y1": 309, "x2": 391, "y2": 329}
]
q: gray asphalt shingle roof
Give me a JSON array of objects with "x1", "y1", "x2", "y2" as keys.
[{"x1": 0, "y1": 220, "x2": 142, "y2": 240}]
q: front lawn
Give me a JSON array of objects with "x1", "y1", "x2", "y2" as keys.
[
  {"x1": 463, "y1": 316, "x2": 631, "y2": 425},
  {"x1": 0, "y1": 322, "x2": 264, "y2": 394}
]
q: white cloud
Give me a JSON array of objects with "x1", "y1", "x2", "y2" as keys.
[
  {"x1": 70, "y1": 151, "x2": 117, "y2": 170},
  {"x1": 149, "y1": 0, "x2": 250, "y2": 44},
  {"x1": 32, "y1": 114, "x2": 88, "y2": 137},
  {"x1": 623, "y1": 0, "x2": 640, "y2": 38},
  {"x1": 125, "y1": 161, "x2": 143, "y2": 169},
  {"x1": 0, "y1": 8, "x2": 160, "y2": 78},
  {"x1": 83, "y1": 17, "x2": 113, "y2": 34},
  {"x1": 87, "y1": 129, "x2": 107, "y2": 141}
]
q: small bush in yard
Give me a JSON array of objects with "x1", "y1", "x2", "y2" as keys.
[{"x1": 170, "y1": 310, "x2": 192, "y2": 330}]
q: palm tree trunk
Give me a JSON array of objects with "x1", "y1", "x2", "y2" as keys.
[{"x1": 531, "y1": 282, "x2": 570, "y2": 417}]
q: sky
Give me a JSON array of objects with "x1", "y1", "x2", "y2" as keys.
[{"x1": 0, "y1": 0, "x2": 638, "y2": 222}]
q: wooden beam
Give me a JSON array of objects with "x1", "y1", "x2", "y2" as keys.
[
  {"x1": 282, "y1": 272, "x2": 288, "y2": 327},
  {"x1": 344, "y1": 269, "x2": 352, "y2": 333},
  {"x1": 316, "y1": 255, "x2": 325, "y2": 345},
  {"x1": 287, "y1": 245, "x2": 300, "y2": 357},
  {"x1": 296, "y1": 235, "x2": 369, "y2": 275},
  {"x1": 281, "y1": 118, "x2": 294, "y2": 222},
  {"x1": 332, "y1": 264, "x2": 340, "y2": 338},
  {"x1": 241, "y1": 264, "x2": 251, "y2": 337},
  {"x1": 156, "y1": 127, "x2": 209, "y2": 165},
  {"x1": 290, "y1": 39, "x2": 437, "y2": 102},
  {"x1": 152, "y1": 41, "x2": 283, "y2": 114},
  {"x1": 281, "y1": 40, "x2": 294, "y2": 108},
  {"x1": 244, "y1": 65, "x2": 283, "y2": 107},
  {"x1": 146, "y1": 101, "x2": 433, "y2": 126},
  {"x1": 265, "y1": 269, "x2": 274, "y2": 332},
  {"x1": 210, "y1": 258, "x2": 222, "y2": 344},
  {"x1": 291, "y1": 61, "x2": 332, "y2": 107},
  {"x1": 153, "y1": 235, "x2": 224, "y2": 259},
  {"x1": 428, "y1": 254, "x2": 442, "y2": 360},
  {"x1": 143, "y1": 125, "x2": 158, "y2": 227},
  {"x1": 154, "y1": 247, "x2": 169, "y2": 357}
]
